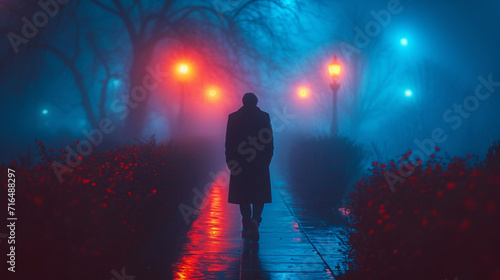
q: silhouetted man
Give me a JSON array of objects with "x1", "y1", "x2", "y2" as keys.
[{"x1": 225, "y1": 92, "x2": 273, "y2": 241}]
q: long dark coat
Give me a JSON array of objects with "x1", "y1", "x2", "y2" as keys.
[{"x1": 225, "y1": 105, "x2": 273, "y2": 204}]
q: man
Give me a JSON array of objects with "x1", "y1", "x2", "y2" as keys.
[{"x1": 225, "y1": 92, "x2": 273, "y2": 241}]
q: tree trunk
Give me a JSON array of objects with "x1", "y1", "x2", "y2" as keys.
[{"x1": 124, "y1": 45, "x2": 154, "y2": 140}]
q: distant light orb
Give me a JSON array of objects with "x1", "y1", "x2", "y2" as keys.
[
  {"x1": 42, "y1": 109, "x2": 48, "y2": 115},
  {"x1": 209, "y1": 89, "x2": 217, "y2": 98},
  {"x1": 112, "y1": 79, "x2": 121, "y2": 87},
  {"x1": 297, "y1": 87, "x2": 310, "y2": 99},
  {"x1": 178, "y1": 64, "x2": 189, "y2": 74},
  {"x1": 206, "y1": 87, "x2": 221, "y2": 101},
  {"x1": 404, "y1": 89, "x2": 413, "y2": 97},
  {"x1": 400, "y1": 37, "x2": 408, "y2": 46}
]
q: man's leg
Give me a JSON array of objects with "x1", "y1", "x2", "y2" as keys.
[
  {"x1": 251, "y1": 203, "x2": 264, "y2": 224},
  {"x1": 250, "y1": 203, "x2": 264, "y2": 241},
  {"x1": 240, "y1": 203, "x2": 252, "y2": 239},
  {"x1": 240, "y1": 203, "x2": 252, "y2": 228}
]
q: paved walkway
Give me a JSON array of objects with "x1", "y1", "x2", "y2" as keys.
[{"x1": 170, "y1": 176, "x2": 347, "y2": 279}]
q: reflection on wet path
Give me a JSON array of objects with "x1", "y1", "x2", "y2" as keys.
[
  {"x1": 171, "y1": 176, "x2": 343, "y2": 279},
  {"x1": 171, "y1": 182, "x2": 241, "y2": 279}
]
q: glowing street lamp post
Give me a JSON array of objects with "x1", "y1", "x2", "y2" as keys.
[
  {"x1": 328, "y1": 56, "x2": 342, "y2": 135},
  {"x1": 176, "y1": 63, "x2": 190, "y2": 131}
]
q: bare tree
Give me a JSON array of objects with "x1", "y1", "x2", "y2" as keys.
[{"x1": 87, "y1": 0, "x2": 304, "y2": 139}]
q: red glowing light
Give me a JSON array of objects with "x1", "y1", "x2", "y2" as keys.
[
  {"x1": 174, "y1": 62, "x2": 194, "y2": 81},
  {"x1": 205, "y1": 86, "x2": 221, "y2": 102},
  {"x1": 178, "y1": 64, "x2": 189, "y2": 74},
  {"x1": 297, "y1": 86, "x2": 310, "y2": 99}
]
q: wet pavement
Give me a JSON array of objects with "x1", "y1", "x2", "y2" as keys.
[{"x1": 171, "y1": 177, "x2": 347, "y2": 279}]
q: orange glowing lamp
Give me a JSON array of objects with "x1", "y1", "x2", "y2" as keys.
[
  {"x1": 208, "y1": 89, "x2": 217, "y2": 98},
  {"x1": 328, "y1": 56, "x2": 342, "y2": 78},
  {"x1": 174, "y1": 62, "x2": 194, "y2": 82},
  {"x1": 178, "y1": 64, "x2": 189, "y2": 74},
  {"x1": 297, "y1": 86, "x2": 310, "y2": 99},
  {"x1": 206, "y1": 87, "x2": 221, "y2": 101}
]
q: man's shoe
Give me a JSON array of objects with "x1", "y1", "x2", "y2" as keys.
[{"x1": 250, "y1": 219, "x2": 260, "y2": 241}]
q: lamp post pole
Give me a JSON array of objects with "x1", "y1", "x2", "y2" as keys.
[
  {"x1": 328, "y1": 56, "x2": 342, "y2": 136},
  {"x1": 330, "y1": 79, "x2": 340, "y2": 135},
  {"x1": 176, "y1": 63, "x2": 190, "y2": 135}
]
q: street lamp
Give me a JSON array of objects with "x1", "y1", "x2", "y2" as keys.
[
  {"x1": 404, "y1": 89, "x2": 413, "y2": 97},
  {"x1": 206, "y1": 86, "x2": 221, "y2": 102},
  {"x1": 297, "y1": 86, "x2": 310, "y2": 99},
  {"x1": 400, "y1": 37, "x2": 408, "y2": 47},
  {"x1": 175, "y1": 62, "x2": 191, "y2": 134},
  {"x1": 178, "y1": 64, "x2": 189, "y2": 74},
  {"x1": 328, "y1": 55, "x2": 342, "y2": 135}
]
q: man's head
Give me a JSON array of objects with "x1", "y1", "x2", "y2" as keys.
[{"x1": 242, "y1": 92, "x2": 258, "y2": 107}]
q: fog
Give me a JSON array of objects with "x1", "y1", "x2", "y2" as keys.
[{"x1": 1, "y1": 0, "x2": 499, "y2": 165}]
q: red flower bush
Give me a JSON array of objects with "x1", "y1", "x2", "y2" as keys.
[
  {"x1": 339, "y1": 143, "x2": 500, "y2": 280},
  {"x1": 0, "y1": 136, "x2": 216, "y2": 279}
]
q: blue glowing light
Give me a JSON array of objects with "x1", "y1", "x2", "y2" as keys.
[
  {"x1": 404, "y1": 89, "x2": 413, "y2": 97},
  {"x1": 42, "y1": 109, "x2": 48, "y2": 115},
  {"x1": 400, "y1": 37, "x2": 408, "y2": 46}
]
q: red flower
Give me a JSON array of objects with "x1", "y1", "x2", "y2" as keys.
[
  {"x1": 437, "y1": 190, "x2": 444, "y2": 198},
  {"x1": 459, "y1": 219, "x2": 470, "y2": 231},
  {"x1": 464, "y1": 199, "x2": 477, "y2": 210},
  {"x1": 446, "y1": 182, "x2": 456, "y2": 190},
  {"x1": 486, "y1": 201, "x2": 495, "y2": 214},
  {"x1": 380, "y1": 163, "x2": 387, "y2": 168},
  {"x1": 435, "y1": 147, "x2": 440, "y2": 151},
  {"x1": 422, "y1": 218, "x2": 429, "y2": 227},
  {"x1": 33, "y1": 196, "x2": 43, "y2": 206},
  {"x1": 152, "y1": 189, "x2": 157, "y2": 194},
  {"x1": 372, "y1": 162, "x2": 379, "y2": 167},
  {"x1": 384, "y1": 224, "x2": 395, "y2": 232},
  {"x1": 368, "y1": 229, "x2": 374, "y2": 235}
]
